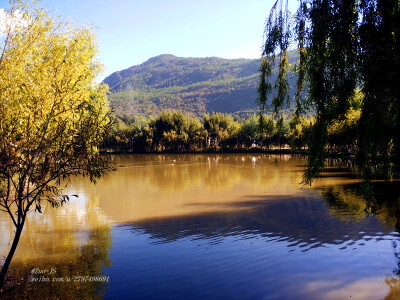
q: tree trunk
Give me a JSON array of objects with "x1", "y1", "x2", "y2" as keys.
[{"x1": 0, "y1": 223, "x2": 24, "y2": 290}]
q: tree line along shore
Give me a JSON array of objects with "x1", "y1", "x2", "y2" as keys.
[{"x1": 101, "y1": 102, "x2": 360, "y2": 155}]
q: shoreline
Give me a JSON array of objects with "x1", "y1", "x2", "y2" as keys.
[{"x1": 100, "y1": 148, "x2": 356, "y2": 160}]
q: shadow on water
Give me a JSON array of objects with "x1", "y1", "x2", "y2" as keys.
[
  {"x1": 113, "y1": 179, "x2": 400, "y2": 299},
  {"x1": 118, "y1": 194, "x2": 389, "y2": 251}
]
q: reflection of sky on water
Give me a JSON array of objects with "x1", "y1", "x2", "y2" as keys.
[{"x1": 107, "y1": 228, "x2": 396, "y2": 299}]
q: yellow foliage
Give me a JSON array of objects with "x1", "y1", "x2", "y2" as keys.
[
  {"x1": 328, "y1": 108, "x2": 361, "y2": 135},
  {"x1": 0, "y1": 1, "x2": 110, "y2": 158},
  {"x1": 0, "y1": 0, "x2": 113, "y2": 288},
  {"x1": 0, "y1": 0, "x2": 113, "y2": 220}
]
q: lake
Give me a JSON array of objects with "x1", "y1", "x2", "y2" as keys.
[{"x1": 1, "y1": 154, "x2": 400, "y2": 299}]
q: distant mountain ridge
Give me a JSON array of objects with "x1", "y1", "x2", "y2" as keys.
[{"x1": 103, "y1": 53, "x2": 298, "y2": 117}]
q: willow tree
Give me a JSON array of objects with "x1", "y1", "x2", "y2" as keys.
[
  {"x1": 0, "y1": 1, "x2": 113, "y2": 289},
  {"x1": 259, "y1": 0, "x2": 400, "y2": 184}
]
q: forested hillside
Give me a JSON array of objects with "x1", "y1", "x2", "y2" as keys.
[{"x1": 103, "y1": 53, "x2": 298, "y2": 117}]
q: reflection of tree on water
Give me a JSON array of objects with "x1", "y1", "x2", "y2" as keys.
[
  {"x1": 386, "y1": 239, "x2": 400, "y2": 299},
  {"x1": 5, "y1": 226, "x2": 111, "y2": 299},
  {"x1": 384, "y1": 275, "x2": 400, "y2": 300},
  {"x1": 0, "y1": 194, "x2": 111, "y2": 299},
  {"x1": 318, "y1": 185, "x2": 368, "y2": 221},
  {"x1": 370, "y1": 182, "x2": 400, "y2": 300},
  {"x1": 90, "y1": 154, "x2": 306, "y2": 223},
  {"x1": 391, "y1": 241, "x2": 400, "y2": 276},
  {"x1": 109, "y1": 154, "x2": 304, "y2": 194},
  {"x1": 318, "y1": 180, "x2": 400, "y2": 299}
]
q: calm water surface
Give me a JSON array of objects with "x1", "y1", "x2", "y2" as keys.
[{"x1": 1, "y1": 154, "x2": 400, "y2": 299}]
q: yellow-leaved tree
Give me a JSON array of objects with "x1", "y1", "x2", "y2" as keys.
[{"x1": 0, "y1": 0, "x2": 113, "y2": 289}]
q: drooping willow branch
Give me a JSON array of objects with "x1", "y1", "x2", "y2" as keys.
[{"x1": 259, "y1": 0, "x2": 399, "y2": 185}]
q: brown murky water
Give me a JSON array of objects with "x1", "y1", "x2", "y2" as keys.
[{"x1": 1, "y1": 154, "x2": 400, "y2": 299}]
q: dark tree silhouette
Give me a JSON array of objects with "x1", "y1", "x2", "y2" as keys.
[{"x1": 259, "y1": 0, "x2": 400, "y2": 185}]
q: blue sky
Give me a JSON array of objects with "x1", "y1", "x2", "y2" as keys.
[{"x1": 0, "y1": 0, "x2": 298, "y2": 80}]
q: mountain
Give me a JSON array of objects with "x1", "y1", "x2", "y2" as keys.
[{"x1": 103, "y1": 53, "x2": 298, "y2": 118}]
